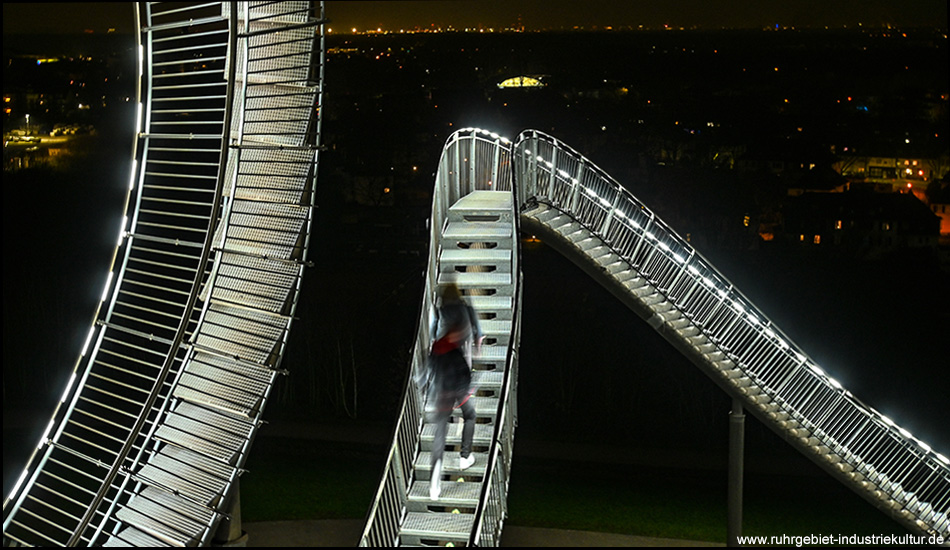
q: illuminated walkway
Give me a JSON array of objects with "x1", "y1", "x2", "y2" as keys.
[{"x1": 360, "y1": 128, "x2": 950, "y2": 546}]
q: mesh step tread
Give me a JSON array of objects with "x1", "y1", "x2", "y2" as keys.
[
  {"x1": 174, "y1": 353, "x2": 271, "y2": 417},
  {"x1": 443, "y1": 222, "x2": 512, "y2": 240},
  {"x1": 131, "y1": 485, "x2": 213, "y2": 523},
  {"x1": 156, "y1": 403, "x2": 254, "y2": 465},
  {"x1": 138, "y1": 446, "x2": 233, "y2": 507},
  {"x1": 420, "y1": 397, "x2": 499, "y2": 419},
  {"x1": 172, "y1": 401, "x2": 255, "y2": 438},
  {"x1": 136, "y1": 465, "x2": 221, "y2": 509},
  {"x1": 174, "y1": 375, "x2": 264, "y2": 419},
  {"x1": 237, "y1": 11, "x2": 314, "y2": 27},
  {"x1": 439, "y1": 248, "x2": 511, "y2": 273},
  {"x1": 438, "y1": 272, "x2": 512, "y2": 287},
  {"x1": 449, "y1": 395, "x2": 498, "y2": 417},
  {"x1": 188, "y1": 351, "x2": 272, "y2": 383},
  {"x1": 471, "y1": 370, "x2": 504, "y2": 389},
  {"x1": 195, "y1": 302, "x2": 288, "y2": 364},
  {"x1": 409, "y1": 479, "x2": 481, "y2": 505},
  {"x1": 154, "y1": 424, "x2": 240, "y2": 466},
  {"x1": 440, "y1": 248, "x2": 512, "y2": 264},
  {"x1": 478, "y1": 319, "x2": 512, "y2": 336},
  {"x1": 400, "y1": 511, "x2": 474, "y2": 540},
  {"x1": 421, "y1": 422, "x2": 494, "y2": 445},
  {"x1": 449, "y1": 190, "x2": 513, "y2": 212},
  {"x1": 209, "y1": 271, "x2": 295, "y2": 313},
  {"x1": 467, "y1": 295, "x2": 512, "y2": 311},
  {"x1": 475, "y1": 345, "x2": 507, "y2": 362},
  {"x1": 159, "y1": 444, "x2": 235, "y2": 480},
  {"x1": 104, "y1": 526, "x2": 167, "y2": 547},
  {"x1": 116, "y1": 486, "x2": 211, "y2": 547},
  {"x1": 415, "y1": 451, "x2": 487, "y2": 476}
]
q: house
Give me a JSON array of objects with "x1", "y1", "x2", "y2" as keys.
[{"x1": 783, "y1": 191, "x2": 940, "y2": 255}]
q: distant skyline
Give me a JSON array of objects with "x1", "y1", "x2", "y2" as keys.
[
  {"x1": 3, "y1": 1, "x2": 948, "y2": 35},
  {"x1": 325, "y1": 0, "x2": 948, "y2": 32}
]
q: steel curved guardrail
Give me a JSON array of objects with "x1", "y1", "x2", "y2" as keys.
[
  {"x1": 2, "y1": 2, "x2": 325, "y2": 546},
  {"x1": 514, "y1": 129, "x2": 949, "y2": 539}
]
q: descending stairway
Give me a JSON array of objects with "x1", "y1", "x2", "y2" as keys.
[{"x1": 515, "y1": 129, "x2": 949, "y2": 540}]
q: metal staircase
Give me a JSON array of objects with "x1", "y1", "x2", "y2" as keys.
[
  {"x1": 362, "y1": 127, "x2": 949, "y2": 545},
  {"x1": 361, "y1": 130, "x2": 522, "y2": 546},
  {"x1": 514, "y1": 129, "x2": 949, "y2": 541},
  {"x1": 2, "y1": 2, "x2": 325, "y2": 546},
  {"x1": 400, "y1": 190, "x2": 516, "y2": 545}
]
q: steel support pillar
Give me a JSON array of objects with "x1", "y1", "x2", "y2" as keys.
[
  {"x1": 213, "y1": 479, "x2": 248, "y2": 547},
  {"x1": 727, "y1": 397, "x2": 745, "y2": 547}
]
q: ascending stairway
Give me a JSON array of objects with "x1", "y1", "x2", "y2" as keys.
[
  {"x1": 363, "y1": 128, "x2": 948, "y2": 546},
  {"x1": 399, "y1": 190, "x2": 516, "y2": 546}
]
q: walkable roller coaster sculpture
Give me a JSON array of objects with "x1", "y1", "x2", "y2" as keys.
[
  {"x1": 3, "y1": 2, "x2": 948, "y2": 547},
  {"x1": 359, "y1": 128, "x2": 949, "y2": 546},
  {"x1": 3, "y1": 2, "x2": 325, "y2": 545}
]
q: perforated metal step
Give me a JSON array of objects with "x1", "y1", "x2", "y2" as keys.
[
  {"x1": 438, "y1": 271, "x2": 512, "y2": 289},
  {"x1": 415, "y1": 451, "x2": 487, "y2": 477},
  {"x1": 421, "y1": 420, "x2": 494, "y2": 448},
  {"x1": 440, "y1": 248, "x2": 512, "y2": 271},
  {"x1": 409, "y1": 479, "x2": 481, "y2": 506},
  {"x1": 400, "y1": 511, "x2": 474, "y2": 541},
  {"x1": 154, "y1": 402, "x2": 254, "y2": 466},
  {"x1": 443, "y1": 222, "x2": 512, "y2": 241},
  {"x1": 173, "y1": 351, "x2": 273, "y2": 418},
  {"x1": 136, "y1": 444, "x2": 234, "y2": 508},
  {"x1": 115, "y1": 486, "x2": 213, "y2": 547},
  {"x1": 448, "y1": 189, "x2": 513, "y2": 215}
]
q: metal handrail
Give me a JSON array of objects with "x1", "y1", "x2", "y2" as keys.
[
  {"x1": 513, "y1": 129, "x2": 949, "y2": 538},
  {"x1": 468, "y1": 128, "x2": 523, "y2": 546}
]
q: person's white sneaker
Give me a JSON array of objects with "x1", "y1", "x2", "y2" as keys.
[{"x1": 459, "y1": 454, "x2": 475, "y2": 470}]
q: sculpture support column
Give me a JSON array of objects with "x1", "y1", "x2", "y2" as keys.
[{"x1": 728, "y1": 397, "x2": 744, "y2": 547}]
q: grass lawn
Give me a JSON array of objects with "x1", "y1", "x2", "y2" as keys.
[{"x1": 240, "y1": 435, "x2": 908, "y2": 542}]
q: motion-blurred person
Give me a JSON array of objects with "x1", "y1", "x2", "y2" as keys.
[{"x1": 426, "y1": 282, "x2": 481, "y2": 500}]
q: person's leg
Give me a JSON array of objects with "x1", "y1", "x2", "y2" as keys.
[
  {"x1": 430, "y1": 400, "x2": 451, "y2": 499},
  {"x1": 459, "y1": 394, "x2": 476, "y2": 469}
]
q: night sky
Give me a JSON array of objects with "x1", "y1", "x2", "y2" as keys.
[{"x1": 3, "y1": 0, "x2": 948, "y2": 35}]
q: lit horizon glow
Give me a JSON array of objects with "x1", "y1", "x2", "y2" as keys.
[
  {"x1": 326, "y1": 0, "x2": 947, "y2": 32},
  {"x1": 2, "y1": 1, "x2": 947, "y2": 35}
]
